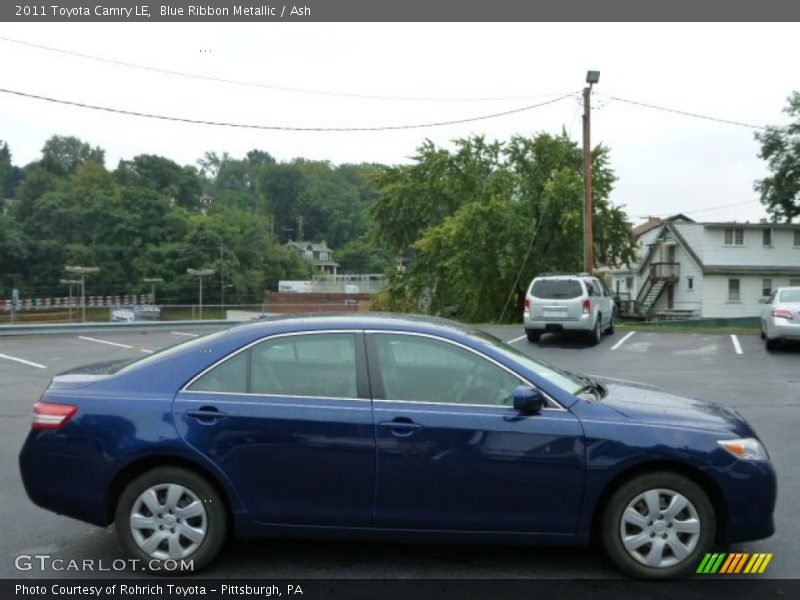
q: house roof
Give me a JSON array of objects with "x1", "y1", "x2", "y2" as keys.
[{"x1": 287, "y1": 240, "x2": 332, "y2": 252}]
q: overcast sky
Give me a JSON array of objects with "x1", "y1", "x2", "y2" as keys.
[{"x1": 1, "y1": 22, "x2": 797, "y2": 225}]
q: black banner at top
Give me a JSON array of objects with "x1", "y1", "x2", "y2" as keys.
[{"x1": 3, "y1": 0, "x2": 800, "y2": 22}]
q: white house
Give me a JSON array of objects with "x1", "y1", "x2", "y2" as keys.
[
  {"x1": 286, "y1": 240, "x2": 339, "y2": 275},
  {"x1": 608, "y1": 215, "x2": 800, "y2": 319}
]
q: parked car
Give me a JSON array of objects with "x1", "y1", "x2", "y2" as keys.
[
  {"x1": 523, "y1": 274, "x2": 615, "y2": 344},
  {"x1": 19, "y1": 314, "x2": 775, "y2": 579},
  {"x1": 761, "y1": 286, "x2": 800, "y2": 350}
]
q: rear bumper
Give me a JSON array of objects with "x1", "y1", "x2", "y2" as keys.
[
  {"x1": 524, "y1": 312, "x2": 593, "y2": 332},
  {"x1": 769, "y1": 319, "x2": 800, "y2": 341}
]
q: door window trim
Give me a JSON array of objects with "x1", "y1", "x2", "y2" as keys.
[
  {"x1": 181, "y1": 329, "x2": 370, "y2": 402},
  {"x1": 365, "y1": 330, "x2": 565, "y2": 411}
]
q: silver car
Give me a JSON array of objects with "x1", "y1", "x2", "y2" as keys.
[
  {"x1": 761, "y1": 286, "x2": 800, "y2": 350},
  {"x1": 523, "y1": 274, "x2": 615, "y2": 345}
]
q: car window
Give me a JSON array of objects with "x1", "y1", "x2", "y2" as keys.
[
  {"x1": 187, "y1": 351, "x2": 248, "y2": 393},
  {"x1": 530, "y1": 279, "x2": 582, "y2": 299},
  {"x1": 250, "y1": 333, "x2": 358, "y2": 398},
  {"x1": 779, "y1": 289, "x2": 800, "y2": 303},
  {"x1": 584, "y1": 279, "x2": 600, "y2": 297},
  {"x1": 187, "y1": 333, "x2": 359, "y2": 398},
  {"x1": 373, "y1": 334, "x2": 522, "y2": 406}
]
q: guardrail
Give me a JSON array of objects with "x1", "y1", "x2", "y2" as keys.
[{"x1": 0, "y1": 319, "x2": 241, "y2": 337}]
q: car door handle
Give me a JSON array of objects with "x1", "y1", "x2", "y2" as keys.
[
  {"x1": 186, "y1": 407, "x2": 228, "y2": 423},
  {"x1": 380, "y1": 418, "x2": 422, "y2": 437}
]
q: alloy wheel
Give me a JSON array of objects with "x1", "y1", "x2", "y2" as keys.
[{"x1": 619, "y1": 488, "x2": 701, "y2": 568}]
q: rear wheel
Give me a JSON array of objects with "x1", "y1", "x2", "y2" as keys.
[
  {"x1": 588, "y1": 317, "x2": 602, "y2": 346},
  {"x1": 115, "y1": 467, "x2": 227, "y2": 573},
  {"x1": 526, "y1": 328, "x2": 541, "y2": 343},
  {"x1": 601, "y1": 471, "x2": 715, "y2": 579},
  {"x1": 765, "y1": 336, "x2": 779, "y2": 351}
]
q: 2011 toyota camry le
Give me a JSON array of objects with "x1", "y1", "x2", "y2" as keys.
[{"x1": 19, "y1": 314, "x2": 775, "y2": 579}]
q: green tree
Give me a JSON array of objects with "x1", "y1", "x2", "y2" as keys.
[
  {"x1": 39, "y1": 135, "x2": 105, "y2": 177},
  {"x1": 371, "y1": 133, "x2": 635, "y2": 322},
  {"x1": 755, "y1": 91, "x2": 800, "y2": 221}
]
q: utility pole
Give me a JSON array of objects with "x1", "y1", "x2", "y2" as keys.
[
  {"x1": 65, "y1": 266, "x2": 100, "y2": 322},
  {"x1": 219, "y1": 244, "x2": 225, "y2": 317},
  {"x1": 187, "y1": 268, "x2": 214, "y2": 320},
  {"x1": 583, "y1": 70, "x2": 600, "y2": 275}
]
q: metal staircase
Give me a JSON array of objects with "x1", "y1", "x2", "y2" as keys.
[{"x1": 637, "y1": 279, "x2": 666, "y2": 316}]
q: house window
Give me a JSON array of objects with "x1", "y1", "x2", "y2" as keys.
[
  {"x1": 303, "y1": 250, "x2": 312, "y2": 259},
  {"x1": 724, "y1": 228, "x2": 744, "y2": 246},
  {"x1": 762, "y1": 278, "x2": 772, "y2": 297},
  {"x1": 762, "y1": 228, "x2": 772, "y2": 246},
  {"x1": 687, "y1": 277, "x2": 694, "y2": 291},
  {"x1": 728, "y1": 279, "x2": 740, "y2": 302},
  {"x1": 625, "y1": 277, "x2": 633, "y2": 291},
  {"x1": 794, "y1": 230, "x2": 800, "y2": 247}
]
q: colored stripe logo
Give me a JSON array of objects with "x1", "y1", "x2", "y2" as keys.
[{"x1": 696, "y1": 552, "x2": 773, "y2": 574}]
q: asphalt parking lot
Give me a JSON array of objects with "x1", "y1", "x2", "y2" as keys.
[{"x1": 0, "y1": 324, "x2": 796, "y2": 579}]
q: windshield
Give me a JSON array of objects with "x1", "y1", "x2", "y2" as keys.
[
  {"x1": 530, "y1": 279, "x2": 583, "y2": 299},
  {"x1": 114, "y1": 329, "x2": 231, "y2": 375},
  {"x1": 473, "y1": 331, "x2": 584, "y2": 395},
  {"x1": 779, "y1": 289, "x2": 800, "y2": 303}
]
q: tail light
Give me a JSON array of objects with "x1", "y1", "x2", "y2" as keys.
[
  {"x1": 524, "y1": 298, "x2": 531, "y2": 310},
  {"x1": 772, "y1": 309, "x2": 794, "y2": 320},
  {"x1": 32, "y1": 402, "x2": 77, "y2": 430},
  {"x1": 582, "y1": 299, "x2": 591, "y2": 314}
]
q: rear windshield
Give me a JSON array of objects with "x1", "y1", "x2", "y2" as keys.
[
  {"x1": 779, "y1": 289, "x2": 800, "y2": 303},
  {"x1": 530, "y1": 279, "x2": 582, "y2": 299}
]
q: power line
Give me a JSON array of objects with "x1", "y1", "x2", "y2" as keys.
[
  {"x1": 0, "y1": 87, "x2": 573, "y2": 132},
  {"x1": 608, "y1": 95, "x2": 768, "y2": 130},
  {"x1": 0, "y1": 35, "x2": 571, "y2": 104},
  {"x1": 634, "y1": 199, "x2": 761, "y2": 219}
]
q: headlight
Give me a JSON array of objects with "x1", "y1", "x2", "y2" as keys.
[{"x1": 717, "y1": 438, "x2": 769, "y2": 461}]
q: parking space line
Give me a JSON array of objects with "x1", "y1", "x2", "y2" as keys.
[
  {"x1": 78, "y1": 336, "x2": 153, "y2": 354},
  {"x1": 731, "y1": 334, "x2": 743, "y2": 355},
  {"x1": 171, "y1": 331, "x2": 199, "y2": 337},
  {"x1": 505, "y1": 334, "x2": 527, "y2": 344},
  {"x1": 610, "y1": 331, "x2": 636, "y2": 350},
  {"x1": 0, "y1": 353, "x2": 47, "y2": 369}
]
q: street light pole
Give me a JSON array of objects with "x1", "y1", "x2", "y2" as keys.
[
  {"x1": 187, "y1": 268, "x2": 214, "y2": 320},
  {"x1": 65, "y1": 266, "x2": 100, "y2": 323},
  {"x1": 142, "y1": 277, "x2": 164, "y2": 304},
  {"x1": 583, "y1": 70, "x2": 600, "y2": 275},
  {"x1": 60, "y1": 279, "x2": 81, "y2": 323}
]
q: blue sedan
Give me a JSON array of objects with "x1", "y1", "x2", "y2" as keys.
[{"x1": 19, "y1": 314, "x2": 775, "y2": 578}]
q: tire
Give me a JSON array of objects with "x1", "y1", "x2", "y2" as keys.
[
  {"x1": 760, "y1": 323, "x2": 766, "y2": 340},
  {"x1": 525, "y1": 328, "x2": 541, "y2": 343},
  {"x1": 588, "y1": 317, "x2": 602, "y2": 346},
  {"x1": 115, "y1": 466, "x2": 227, "y2": 573},
  {"x1": 605, "y1": 312, "x2": 615, "y2": 335},
  {"x1": 601, "y1": 471, "x2": 715, "y2": 579},
  {"x1": 765, "y1": 336, "x2": 779, "y2": 351}
]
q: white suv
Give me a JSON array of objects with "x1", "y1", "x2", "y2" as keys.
[{"x1": 523, "y1": 274, "x2": 615, "y2": 345}]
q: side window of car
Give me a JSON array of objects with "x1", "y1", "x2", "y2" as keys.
[
  {"x1": 373, "y1": 334, "x2": 522, "y2": 406},
  {"x1": 583, "y1": 279, "x2": 596, "y2": 297},
  {"x1": 187, "y1": 351, "x2": 248, "y2": 393},
  {"x1": 250, "y1": 333, "x2": 358, "y2": 399}
]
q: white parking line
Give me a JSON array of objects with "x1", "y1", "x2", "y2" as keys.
[
  {"x1": 171, "y1": 331, "x2": 199, "y2": 337},
  {"x1": 731, "y1": 334, "x2": 743, "y2": 355},
  {"x1": 505, "y1": 334, "x2": 527, "y2": 344},
  {"x1": 610, "y1": 331, "x2": 636, "y2": 350},
  {"x1": 78, "y1": 336, "x2": 153, "y2": 354},
  {"x1": 0, "y1": 353, "x2": 47, "y2": 369}
]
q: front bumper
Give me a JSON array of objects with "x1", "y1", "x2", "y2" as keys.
[{"x1": 719, "y1": 459, "x2": 777, "y2": 544}]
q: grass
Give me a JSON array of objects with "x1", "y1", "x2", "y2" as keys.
[{"x1": 616, "y1": 321, "x2": 760, "y2": 335}]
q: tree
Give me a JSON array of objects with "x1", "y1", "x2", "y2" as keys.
[
  {"x1": 755, "y1": 91, "x2": 800, "y2": 221},
  {"x1": 371, "y1": 133, "x2": 636, "y2": 322},
  {"x1": 39, "y1": 135, "x2": 105, "y2": 176}
]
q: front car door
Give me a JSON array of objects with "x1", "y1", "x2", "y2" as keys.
[
  {"x1": 173, "y1": 331, "x2": 376, "y2": 526},
  {"x1": 366, "y1": 331, "x2": 585, "y2": 534}
]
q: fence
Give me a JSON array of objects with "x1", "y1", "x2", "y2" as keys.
[{"x1": 0, "y1": 294, "x2": 154, "y2": 311}]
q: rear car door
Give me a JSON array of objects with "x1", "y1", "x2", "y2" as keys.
[
  {"x1": 367, "y1": 332, "x2": 585, "y2": 533},
  {"x1": 173, "y1": 331, "x2": 376, "y2": 526}
]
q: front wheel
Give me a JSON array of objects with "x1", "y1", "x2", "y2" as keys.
[
  {"x1": 601, "y1": 471, "x2": 715, "y2": 579},
  {"x1": 606, "y1": 312, "x2": 615, "y2": 335},
  {"x1": 115, "y1": 467, "x2": 227, "y2": 573}
]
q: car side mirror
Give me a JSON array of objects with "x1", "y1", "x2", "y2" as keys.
[{"x1": 513, "y1": 386, "x2": 546, "y2": 414}]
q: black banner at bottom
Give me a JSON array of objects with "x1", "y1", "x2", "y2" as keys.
[{"x1": 4, "y1": 579, "x2": 800, "y2": 600}]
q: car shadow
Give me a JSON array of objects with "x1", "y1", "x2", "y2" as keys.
[{"x1": 532, "y1": 331, "x2": 614, "y2": 349}]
